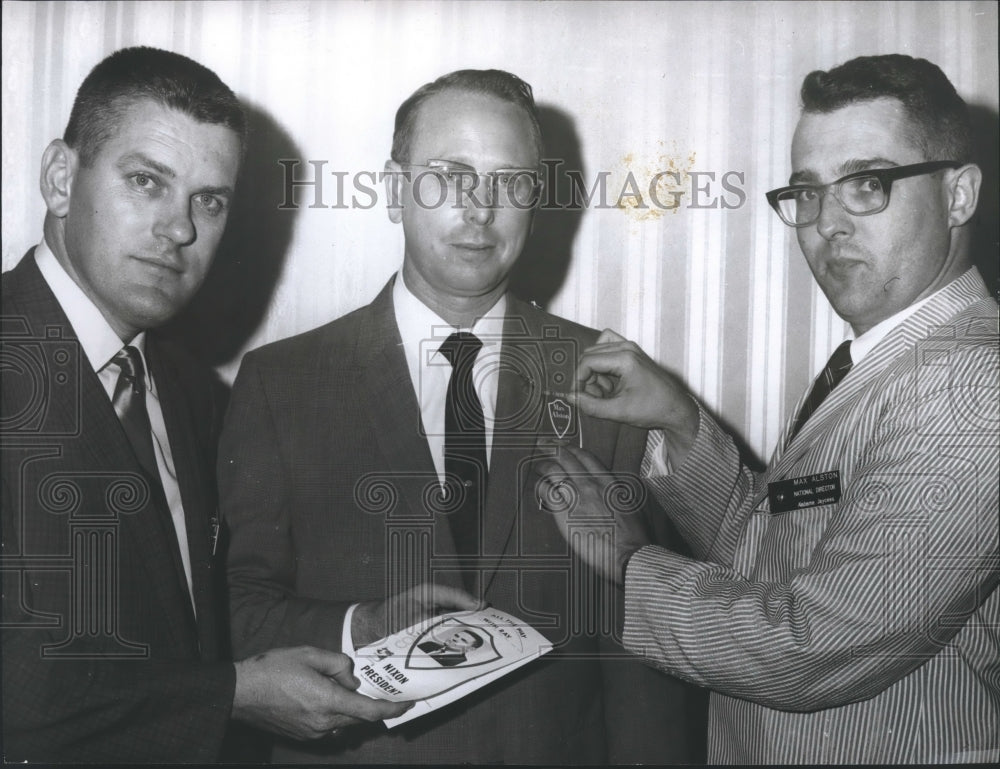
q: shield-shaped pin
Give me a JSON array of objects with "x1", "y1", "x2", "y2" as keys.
[{"x1": 547, "y1": 398, "x2": 572, "y2": 439}]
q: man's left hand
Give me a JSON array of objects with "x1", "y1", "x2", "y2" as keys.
[
  {"x1": 351, "y1": 583, "x2": 484, "y2": 649},
  {"x1": 535, "y1": 444, "x2": 651, "y2": 585}
]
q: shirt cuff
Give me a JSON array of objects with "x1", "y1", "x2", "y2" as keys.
[
  {"x1": 341, "y1": 603, "x2": 359, "y2": 654},
  {"x1": 642, "y1": 429, "x2": 672, "y2": 477}
]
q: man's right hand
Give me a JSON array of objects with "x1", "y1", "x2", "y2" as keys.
[
  {"x1": 351, "y1": 582, "x2": 484, "y2": 649},
  {"x1": 232, "y1": 646, "x2": 410, "y2": 740},
  {"x1": 569, "y1": 329, "x2": 699, "y2": 468},
  {"x1": 571, "y1": 329, "x2": 697, "y2": 431}
]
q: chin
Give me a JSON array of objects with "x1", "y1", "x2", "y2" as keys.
[{"x1": 128, "y1": 294, "x2": 188, "y2": 329}]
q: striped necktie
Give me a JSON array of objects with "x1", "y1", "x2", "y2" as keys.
[
  {"x1": 788, "y1": 340, "x2": 853, "y2": 442},
  {"x1": 111, "y1": 345, "x2": 160, "y2": 482}
]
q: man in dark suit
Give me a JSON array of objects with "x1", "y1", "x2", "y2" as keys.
[
  {"x1": 1, "y1": 46, "x2": 407, "y2": 764},
  {"x1": 221, "y1": 69, "x2": 695, "y2": 764}
]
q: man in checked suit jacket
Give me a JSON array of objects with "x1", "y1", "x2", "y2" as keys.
[
  {"x1": 1, "y1": 46, "x2": 405, "y2": 763},
  {"x1": 221, "y1": 69, "x2": 696, "y2": 764},
  {"x1": 541, "y1": 55, "x2": 999, "y2": 763}
]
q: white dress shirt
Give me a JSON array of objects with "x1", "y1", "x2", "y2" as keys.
[
  {"x1": 34, "y1": 241, "x2": 195, "y2": 611},
  {"x1": 848, "y1": 287, "x2": 936, "y2": 364},
  {"x1": 644, "y1": 274, "x2": 958, "y2": 474},
  {"x1": 392, "y1": 271, "x2": 506, "y2": 480},
  {"x1": 342, "y1": 273, "x2": 507, "y2": 653}
]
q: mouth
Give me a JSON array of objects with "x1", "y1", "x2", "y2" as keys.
[
  {"x1": 822, "y1": 253, "x2": 866, "y2": 278},
  {"x1": 451, "y1": 242, "x2": 496, "y2": 252},
  {"x1": 131, "y1": 254, "x2": 183, "y2": 275}
]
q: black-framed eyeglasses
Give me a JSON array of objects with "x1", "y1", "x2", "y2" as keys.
[
  {"x1": 397, "y1": 159, "x2": 542, "y2": 209},
  {"x1": 765, "y1": 160, "x2": 962, "y2": 227}
]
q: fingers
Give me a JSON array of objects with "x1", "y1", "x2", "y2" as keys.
[
  {"x1": 572, "y1": 344, "x2": 647, "y2": 421},
  {"x1": 327, "y1": 687, "x2": 413, "y2": 724},
  {"x1": 595, "y1": 328, "x2": 627, "y2": 344},
  {"x1": 567, "y1": 390, "x2": 622, "y2": 421},
  {"x1": 569, "y1": 372, "x2": 617, "y2": 400},
  {"x1": 574, "y1": 348, "x2": 632, "y2": 394},
  {"x1": 426, "y1": 583, "x2": 485, "y2": 613},
  {"x1": 300, "y1": 647, "x2": 414, "y2": 725},
  {"x1": 302, "y1": 647, "x2": 360, "y2": 690},
  {"x1": 534, "y1": 445, "x2": 616, "y2": 520}
]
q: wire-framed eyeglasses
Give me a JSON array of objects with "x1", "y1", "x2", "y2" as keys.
[
  {"x1": 397, "y1": 159, "x2": 543, "y2": 209},
  {"x1": 766, "y1": 160, "x2": 962, "y2": 227}
]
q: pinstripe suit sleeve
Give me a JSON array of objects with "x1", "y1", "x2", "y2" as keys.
[
  {"x1": 220, "y1": 350, "x2": 351, "y2": 658},
  {"x1": 622, "y1": 336, "x2": 999, "y2": 712},
  {"x1": 642, "y1": 405, "x2": 765, "y2": 565}
]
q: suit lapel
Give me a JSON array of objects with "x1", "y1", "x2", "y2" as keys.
[
  {"x1": 770, "y1": 270, "x2": 994, "y2": 486},
  {"x1": 353, "y1": 280, "x2": 464, "y2": 575},
  {"x1": 767, "y1": 346, "x2": 886, "y2": 485},
  {"x1": 6, "y1": 255, "x2": 198, "y2": 652},
  {"x1": 480, "y1": 300, "x2": 555, "y2": 578},
  {"x1": 82, "y1": 359, "x2": 199, "y2": 652}
]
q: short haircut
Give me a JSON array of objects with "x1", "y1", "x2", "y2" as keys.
[
  {"x1": 800, "y1": 54, "x2": 972, "y2": 164},
  {"x1": 455, "y1": 630, "x2": 484, "y2": 650},
  {"x1": 64, "y1": 46, "x2": 247, "y2": 166},
  {"x1": 390, "y1": 69, "x2": 542, "y2": 164}
]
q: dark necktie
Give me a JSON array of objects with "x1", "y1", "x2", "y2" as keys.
[
  {"x1": 111, "y1": 346, "x2": 160, "y2": 483},
  {"x1": 439, "y1": 332, "x2": 487, "y2": 562},
  {"x1": 788, "y1": 340, "x2": 853, "y2": 442}
]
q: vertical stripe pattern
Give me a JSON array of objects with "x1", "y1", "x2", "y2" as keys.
[
  {"x1": 625, "y1": 270, "x2": 999, "y2": 763},
  {"x1": 1, "y1": 0, "x2": 996, "y2": 463}
]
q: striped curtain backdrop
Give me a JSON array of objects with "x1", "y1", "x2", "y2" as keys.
[{"x1": 3, "y1": 0, "x2": 997, "y2": 463}]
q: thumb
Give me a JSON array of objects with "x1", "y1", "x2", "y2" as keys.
[
  {"x1": 303, "y1": 647, "x2": 360, "y2": 689},
  {"x1": 595, "y1": 328, "x2": 627, "y2": 345},
  {"x1": 429, "y1": 583, "x2": 485, "y2": 612},
  {"x1": 571, "y1": 390, "x2": 624, "y2": 421}
]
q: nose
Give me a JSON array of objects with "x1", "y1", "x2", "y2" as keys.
[
  {"x1": 462, "y1": 176, "x2": 496, "y2": 226},
  {"x1": 814, "y1": 189, "x2": 854, "y2": 241},
  {"x1": 153, "y1": 197, "x2": 196, "y2": 247}
]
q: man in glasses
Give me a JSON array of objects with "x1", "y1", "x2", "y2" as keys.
[
  {"x1": 538, "y1": 54, "x2": 998, "y2": 763},
  {"x1": 219, "y1": 69, "x2": 694, "y2": 763}
]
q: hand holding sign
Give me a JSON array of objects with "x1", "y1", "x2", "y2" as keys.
[{"x1": 351, "y1": 583, "x2": 484, "y2": 649}]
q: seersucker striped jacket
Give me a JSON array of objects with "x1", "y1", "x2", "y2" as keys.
[{"x1": 625, "y1": 268, "x2": 999, "y2": 763}]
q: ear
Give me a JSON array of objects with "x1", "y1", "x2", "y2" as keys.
[
  {"x1": 945, "y1": 163, "x2": 982, "y2": 228},
  {"x1": 39, "y1": 140, "x2": 78, "y2": 218},
  {"x1": 384, "y1": 159, "x2": 405, "y2": 224}
]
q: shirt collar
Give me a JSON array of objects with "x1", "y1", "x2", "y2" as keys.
[
  {"x1": 392, "y1": 271, "x2": 506, "y2": 360},
  {"x1": 847, "y1": 272, "x2": 968, "y2": 364},
  {"x1": 34, "y1": 240, "x2": 149, "y2": 383}
]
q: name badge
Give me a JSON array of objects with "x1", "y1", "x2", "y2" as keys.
[{"x1": 767, "y1": 471, "x2": 841, "y2": 515}]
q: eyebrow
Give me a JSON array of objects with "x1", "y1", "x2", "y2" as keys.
[
  {"x1": 788, "y1": 157, "x2": 899, "y2": 185},
  {"x1": 117, "y1": 152, "x2": 234, "y2": 197},
  {"x1": 118, "y1": 152, "x2": 175, "y2": 179},
  {"x1": 431, "y1": 157, "x2": 536, "y2": 171}
]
